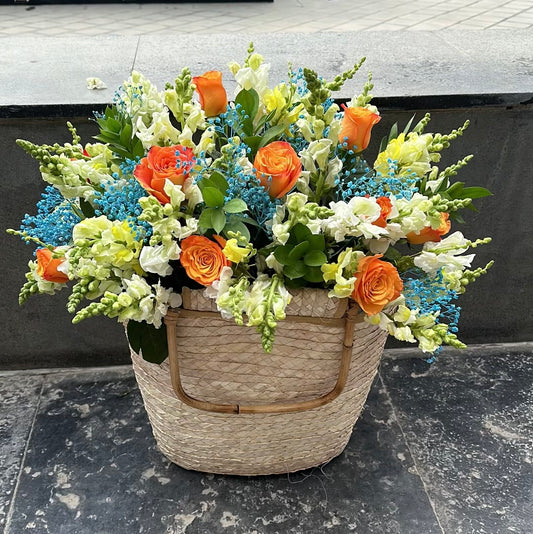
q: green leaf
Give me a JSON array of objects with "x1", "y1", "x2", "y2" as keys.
[
  {"x1": 307, "y1": 234, "x2": 325, "y2": 251},
  {"x1": 273, "y1": 245, "x2": 297, "y2": 266},
  {"x1": 303, "y1": 250, "x2": 327, "y2": 267},
  {"x1": 256, "y1": 109, "x2": 276, "y2": 129},
  {"x1": 229, "y1": 214, "x2": 261, "y2": 228},
  {"x1": 224, "y1": 220, "x2": 250, "y2": 241},
  {"x1": 127, "y1": 320, "x2": 168, "y2": 364},
  {"x1": 209, "y1": 171, "x2": 229, "y2": 193},
  {"x1": 290, "y1": 223, "x2": 312, "y2": 244},
  {"x1": 402, "y1": 114, "x2": 416, "y2": 135},
  {"x1": 120, "y1": 123, "x2": 132, "y2": 147},
  {"x1": 288, "y1": 241, "x2": 311, "y2": 262},
  {"x1": 284, "y1": 261, "x2": 307, "y2": 280},
  {"x1": 243, "y1": 136, "x2": 261, "y2": 159},
  {"x1": 235, "y1": 89, "x2": 259, "y2": 136},
  {"x1": 383, "y1": 247, "x2": 403, "y2": 262},
  {"x1": 198, "y1": 208, "x2": 214, "y2": 229},
  {"x1": 235, "y1": 88, "x2": 259, "y2": 120},
  {"x1": 212, "y1": 208, "x2": 226, "y2": 234},
  {"x1": 449, "y1": 211, "x2": 466, "y2": 224},
  {"x1": 107, "y1": 117, "x2": 122, "y2": 133},
  {"x1": 133, "y1": 140, "x2": 145, "y2": 159},
  {"x1": 223, "y1": 198, "x2": 248, "y2": 213},
  {"x1": 388, "y1": 122, "x2": 398, "y2": 142},
  {"x1": 284, "y1": 277, "x2": 307, "y2": 289},
  {"x1": 202, "y1": 187, "x2": 225, "y2": 208},
  {"x1": 378, "y1": 136, "x2": 388, "y2": 154},
  {"x1": 79, "y1": 198, "x2": 95, "y2": 218},
  {"x1": 445, "y1": 181, "x2": 465, "y2": 198},
  {"x1": 303, "y1": 267, "x2": 324, "y2": 283},
  {"x1": 258, "y1": 123, "x2": 287, "y2": 148},
  {"x1": 455, "y1": 186, "x2": 493, "y2": 199}
]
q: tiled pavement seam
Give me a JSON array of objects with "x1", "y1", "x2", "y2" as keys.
[
  {"x1": 377, "y1": 371, "x2": 446, "y2": 534},
  {"x1": 2, "y1": 381, "x2": 44, "y2": 534},
  {"x1": 0, "y1": 0, "x2": 533, "y2": 36}
]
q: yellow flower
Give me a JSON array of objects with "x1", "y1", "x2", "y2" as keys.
[
  {"x1": 264, "y1": 85, "x2": 287, "y2": 119},
  {"x1": 375, "y1": 132, "x2": 436, "y2": 178},
  {"x1": 222, "y1": 238, "x2": 251, "y2": 264}
]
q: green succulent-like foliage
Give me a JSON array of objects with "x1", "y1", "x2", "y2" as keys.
[
  {"x1": 273, "y1": 224, "x2": 328, "y2": 287},
  {"x1": 94, "y1": 106, "x2": 145, "y2": 160}
]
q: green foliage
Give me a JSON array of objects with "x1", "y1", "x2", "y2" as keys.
[
  {"x1": 93, "y1": 106, "x2": 145, "y2": 160},
  {"x1": 235, "y1": 88, "x2": 259, "y2": 136},
  {"x1": 196, "y1": 172, "x2": 249, "y2": 235},
  {"x1": 127, "y1": 320, "x2": 168, "y2": 364},
  {"x1": 272, "y1": 223, "x2": 328, "y2": 286}
]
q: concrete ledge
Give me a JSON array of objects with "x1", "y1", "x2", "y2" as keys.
[{"x1": 1, "y1": 31, "x2": 532, "y2": 110}]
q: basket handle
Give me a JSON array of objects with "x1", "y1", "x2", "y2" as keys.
[{"x1": 164, "y1": 302, "x2": 361, "y2": 415}]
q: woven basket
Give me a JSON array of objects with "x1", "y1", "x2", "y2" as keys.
[{"x1": 130, "y1": 288, "x2": 388, "y2": 476}]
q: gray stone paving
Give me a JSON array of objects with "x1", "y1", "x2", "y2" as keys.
[
  {"x1": 1, "y1": 0, "x2": 533, "y2": 37},
  {"x1": 0, "y1": 352, "x2": 531, "y2": 533}
]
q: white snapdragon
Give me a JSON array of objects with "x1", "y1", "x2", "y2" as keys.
[
  {"x1": 233, "y1": 62, "x2": 271, "y2": 99},
  {"x1": 324, "y1": 196, "x2": 385, "y2": 242},
  {"x1": 392, "y1": 193, "x2": 439, "y2": 236},
  {"x1": 135, "y1": 110, "x2": 180, "y2": 150},
  {"x1": 414, "y1": 231, "x2": 475, "y2": 275},
  {"x1": 118, "y1": 276, "x2": 180, "y2": 328},
  {"x1": 205, "y1": 266, "x2": 235, "y2": 320},
  {"x1": 139, "y1": 242, "x2": 181, "y2": 277}
]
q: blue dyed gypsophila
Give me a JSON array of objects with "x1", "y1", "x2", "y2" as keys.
[
  {"x1": 403, "y1": 269, "x2": 461, "y2": 333},
  {"x1": 20, "y1": 186, "x2": 81, "y2": 248},
  {"x1": 335, "y1": 150, "x2": 418, "y2": 201},
  {"x1": 93, "y1": 158, "x2": 151, "y2": 241}
]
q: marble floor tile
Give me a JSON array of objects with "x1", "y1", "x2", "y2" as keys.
[
  {"x1": 0, "y1": 375, "x2": 43, "y2": 531},
  {"x1": 4, "y1": 371, "x2": 440, "y2": 534},
  {"x1": 380, "y1": 353, "x2": 533, "y2": 534}
]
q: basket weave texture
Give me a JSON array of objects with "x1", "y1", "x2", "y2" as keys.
[{"x1": 130, "y1": 288, "x2": 388, "y2": 476}]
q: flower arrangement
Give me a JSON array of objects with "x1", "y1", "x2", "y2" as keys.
[{"x1": 10, "y1": 44, "x2": 493, "y2": 363}]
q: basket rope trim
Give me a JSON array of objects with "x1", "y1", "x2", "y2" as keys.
[{"x1": 164, "y1": 301, "x2": 364, "y2": 415}]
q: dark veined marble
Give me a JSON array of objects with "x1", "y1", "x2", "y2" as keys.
[
  {"x1": 2, "y1": 351, "x2": 531, "y2": 533},
  {"x1": 381, "y1": 352, "x2": 533, "y2": 534},
  {"x1": 0, "y1": 375, "x2": 43, "y2": 530},
  {"x1": 3, "y1": 370, "x2": 440, "y2": 534}
]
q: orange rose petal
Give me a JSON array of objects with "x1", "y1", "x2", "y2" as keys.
[
  {"x1": 339, "y1": 107, "x2": 381, "y2": 153},
  {"x1": 36, "y1": 248, "x2": 69, "y2": 284},
  {"x1": 254, "y1": 141, "x2": 301, "y2": 199},
  {"x1": 193, "y1": 71, "x2": 228, "y2": 117},
  {"x1": 351, "y1": 254, "x2": 403, "y2": 315}
]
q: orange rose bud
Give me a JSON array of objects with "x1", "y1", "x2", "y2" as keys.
[
  {"x1": 36, "y1": 248, "x2": 69, "y2": 284},
  {"x1": 179, "y1": 235, "x2": 230, "y2": 286},
  {"x1": 406, "y1": 213, "x2": 451, "y2": 245},
  {"x1": 134, "y1": 145, "x2": 195, "y2": 205},
  {"x1": 351, "y1": 254, "x2": 403, "y2": 316},
  {"x1": 339, "y1": 106, "x2": 381, "y2": 153},
  {"x1": 373, "y1": 196, "x2": 393, "y2": 228},
  {"x1": 254, "y1": 141, "x2": 302, "y2": 198},
  {"x1": 193, "y1": 70, "x2": 228, "y2": 117}
]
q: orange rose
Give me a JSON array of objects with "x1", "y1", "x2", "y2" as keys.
[
  {"x1": 338, "y1": 106, "x2": 381, "y2": 153},
  {"x1": 193, "y1": 71, "x2": 228, "y2": 117},
  {"x1": 373, "y1": 196, "x2": 392, "y2": 228},
  {"x1": 351, "y1": 254, "x2": 403, "y2": 315},
  {"x1": 134, "y1": 145, "x2": 195, "y2": 205},
  {"x1": 254, "y1": 141, "x2": 302, "y2": 198},
  {"x1": 36, "y1": 248, "x2": 69, "y2": 283},
  {"x1": 407, "y1": 213, "x2": 451, "y2": 245},
  {"x1": 180, "y1": 235, "x2": 230, "y2": 286}
]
